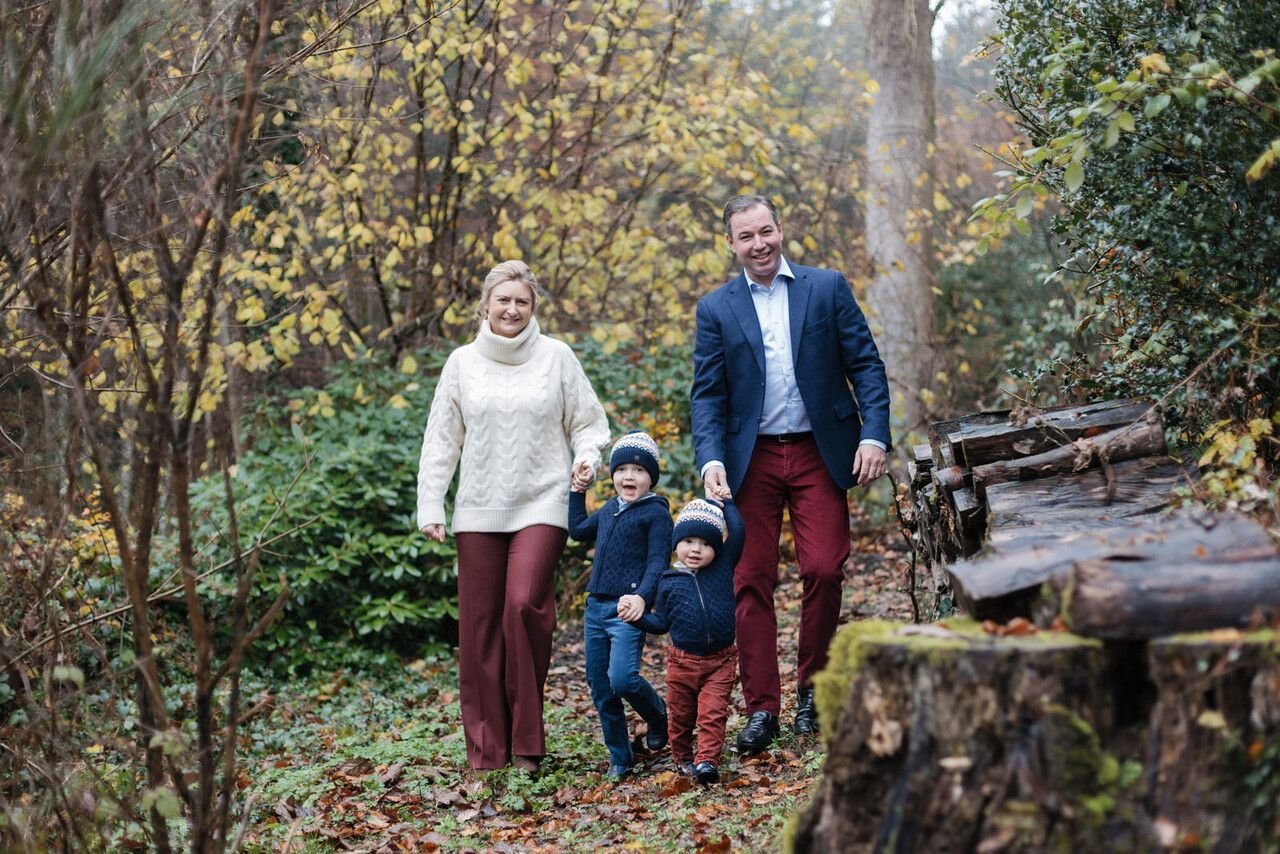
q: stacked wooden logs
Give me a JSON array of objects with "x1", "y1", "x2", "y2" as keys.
[
  {"x1": 795, "y1": 399, "x2": 1280, "y2": 851},
  {"x1": 906, "y1": 397, "x2": 1280, "y2": 633}
]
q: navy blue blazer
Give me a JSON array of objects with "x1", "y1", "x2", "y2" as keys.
[{"x1": 690, "y1": 263, "x2": 892, "y2": 494}]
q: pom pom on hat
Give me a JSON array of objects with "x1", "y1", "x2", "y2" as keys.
[
  {"x1": 672, "y1": 498, "x2": 727, "y2": 550},
  {"x1": 610, "y1": 431, "x2": 661, "y2": 486}
]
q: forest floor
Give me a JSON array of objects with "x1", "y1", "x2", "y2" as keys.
[{"x1": 236, "y1": 512, "x2": 915, "y2": 852}]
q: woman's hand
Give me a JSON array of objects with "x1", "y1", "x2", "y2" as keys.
[
  {"x1": 421, "y1": 524, "x2": 446, "y2": 543},
  {"x1": 571, "y1": 460, "x2": 597, "y2": 492},
  {"x1": 617, "y1": 594, "x2": 645, "y2": 622}
]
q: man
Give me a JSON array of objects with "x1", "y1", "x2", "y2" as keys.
[{"x1": 690, "y1": 195, "x2": 891, "y2": 755}]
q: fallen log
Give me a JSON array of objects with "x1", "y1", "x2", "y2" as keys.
[
  {"x1": 950, "y1": 505, "x2": 1258, "y2": 623},
  {"x1": 984, "y1": 456, "x2": 1185, "y2": 543},
  {"x1": 928, "y1": 411, "x2": 1009, "y2": 469},
  {"x1": 949, "y1": 458, "x2": 1190, "y2": 620},
  {"x1": 949, "y1": 398, "x2": 1154, "y2": 468},
  {"x1": 1060, "y1": 550, "x2": 1280, "y2": 639},
  {"x1": 971, "y1": 419, "x2": 1167, "y2": 491}
]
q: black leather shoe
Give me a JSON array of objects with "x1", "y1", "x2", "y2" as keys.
[
  {"x1": 694, "y1": 761, "x2": 720, "y2": 784},
  {"x1": 736, "y1": 710, "x2": 780, "y2": 755},
  {"x1": 794, "y1": 687, "x2": 819, "y2": 735},
  {"x1": 645, "y1": 712, "x2": 669, "y2": 751},
  {"x1": 677, "y1": 761, "x2": 696, "y2": 777}
]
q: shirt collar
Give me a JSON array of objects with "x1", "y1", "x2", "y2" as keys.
[{"x1": 745, "y1": 256, "x2": 794, "y2": 292}]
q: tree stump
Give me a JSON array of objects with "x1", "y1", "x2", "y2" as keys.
[
  {"x1": 790, "y1": 622, "x2": 1280, "y2": 853},
  {"x1": 793, "y1": 621, "x2": 1136, "y2": 853},
  {"x1": 1144, "y1": 632, "x2": 1280, "y2": 851}
]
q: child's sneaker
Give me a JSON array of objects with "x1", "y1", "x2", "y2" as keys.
[{"x1": 606, "y1": 764, "x2": 632, "y2": 782}]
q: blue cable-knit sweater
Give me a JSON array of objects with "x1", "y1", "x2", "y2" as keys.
[
  {"x1": 568, "y1": 491, "x2": 672, "y2": 605},
  {"x1": 636, "y1": 501, "x2": 744, "y2": 656}
]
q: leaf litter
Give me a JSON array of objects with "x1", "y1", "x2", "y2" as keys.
[{"x1": 238, "y1": 509, "x2": 914, "y2": 851}]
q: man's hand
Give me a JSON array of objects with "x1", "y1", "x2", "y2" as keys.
[
  {"x1": 851, "y1": 444, "x2": 887, "y2": 486},
  {"x1": 617, "y1": 594, "x2": 645, "y2": 622},
  {"x1": 421, "y1": 524, "x2": 446, "y2": 543},
  {"x1": 703, "y1": 465, "x2": 732, "y2": 500}
]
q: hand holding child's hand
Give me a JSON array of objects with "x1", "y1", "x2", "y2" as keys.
[
  {"x1": 616, "y1": 594, "x2": 644, "y2": 622},
  {"x1": 571, "y1": 460, "x2": 596, "y2": 493}
]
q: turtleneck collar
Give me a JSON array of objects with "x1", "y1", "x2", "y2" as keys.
[{"x1": 473, "y1": 315, "x2": 541, "y2": 365}]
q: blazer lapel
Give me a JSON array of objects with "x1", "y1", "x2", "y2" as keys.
[
  {"x1": 726, "y1": 275, "x2": 766, "y2": 375},
  {"x1": 788, "y1": 266, "x2": 812, "y2": 362}
]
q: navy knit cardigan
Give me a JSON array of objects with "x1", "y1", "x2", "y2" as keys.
[
  {"x1": 635, "y1": 500, "x2": 744, "y2": 656},
  {"x1": 568, "y1": 491, "x2": 672, "y2": 606}
]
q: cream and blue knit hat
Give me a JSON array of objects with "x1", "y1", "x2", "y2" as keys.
[
  {"x1": 610, "y1": 430, "x2": 661, "y2": 486},
  {"x1": 672, "y1": 499, "x2": 727, "y2": 549}
]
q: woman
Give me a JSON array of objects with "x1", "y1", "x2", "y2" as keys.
[{"x1": 417, "y1": 260, "x2": 610, "y2": 772}]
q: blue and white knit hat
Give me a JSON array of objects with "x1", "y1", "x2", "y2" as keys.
[
  {"x1": 673, "y1": 498, "x2": 727, "y2": 549},
  {"x1": 610, "y1": 430, "x2": 661, "y2": 486}
]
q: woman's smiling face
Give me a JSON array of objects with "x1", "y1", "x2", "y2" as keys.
[{"x1": 484, "y1": 279, "x2": 535, "y2": 338}]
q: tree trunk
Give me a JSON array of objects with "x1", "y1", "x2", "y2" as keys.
[
  {"x1": 792, "y1": 620, "x2": 1280, "y2": 852},
  {"x1": 864, "y1": 0, "x2": 936, "y2": 434}
]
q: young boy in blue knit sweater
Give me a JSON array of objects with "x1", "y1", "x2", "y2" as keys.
[
  {"x1": 569, "y1": 431, "x2": 673, "y2": 781},
  {"x1": 629, "y1": 498, "x2": 744, "y2": 784}
]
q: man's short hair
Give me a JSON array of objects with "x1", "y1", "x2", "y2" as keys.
[{"x1": 722, "y1": 195, "x2": 780, "y2": 234}]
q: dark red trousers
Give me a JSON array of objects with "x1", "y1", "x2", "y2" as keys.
[
  {"x1": 666, "y1": 644, "x2": 738, "y2": 766},
  {"x1": 455, "y1": 525, "x2": 566, "y2": 770},
  {"x1": 735, "y1": 435, "x2": 850, "y2": 716}
]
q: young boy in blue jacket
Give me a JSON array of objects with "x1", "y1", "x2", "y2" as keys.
[
  {"x1": 630, "y1": 498, "x2": 744, "y2": 784},
  {"x1": 569, "y1": 431, "x2": 672, "y2": 781}
]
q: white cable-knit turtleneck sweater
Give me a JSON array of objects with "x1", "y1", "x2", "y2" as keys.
[{"x1": 416, "y1": 316, "x2": 611, "y2": 534}]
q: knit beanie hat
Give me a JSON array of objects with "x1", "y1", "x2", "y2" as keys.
[
  {"x1": 610, "y1": 431, "x2": 661, "y2": 486},
  {"x1": 672, "y1": 499, "x2": 727, "y2": 549}
]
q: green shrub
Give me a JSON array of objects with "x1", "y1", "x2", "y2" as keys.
[
  {"x1": 980, "y1": 0, "x2": 1280, "y2": 437},
  {"x1": 191, "y1": 350, "x2": 457, "y2": 666},
  {"x1": 191, "y1": 340, "x2": 702, "y2": 665}
]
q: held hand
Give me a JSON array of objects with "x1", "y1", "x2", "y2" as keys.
[
  {"x1": 571, "y1": 460, "x2": 597, "y2": 492},
  {"x1": 851, "y1": 444, "x2": 887, "y2": 487},
  {"x1": 703, "y1": 466, "x2": 732, "y2": 500},
  {"x1": 421, "y1": 523, "x2": 446, "y2": 543},
  {"x1": 616, "y1": 594, "x2": 645, "y2": 622}
]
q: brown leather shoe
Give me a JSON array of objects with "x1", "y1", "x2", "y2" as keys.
[{"x1": 512, "y1": 755, "x2": 541, "y2": 773}]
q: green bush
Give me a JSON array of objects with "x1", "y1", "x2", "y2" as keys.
[
  {"x1": 191, "y1": 350, "x2": 457, "y2": 666},
  {"x1": 981, "y1": 0, "x2": 1280, "y2": 435},
  {"x1": 191, "y1": 340, "x2": 701, "y2": 665}
]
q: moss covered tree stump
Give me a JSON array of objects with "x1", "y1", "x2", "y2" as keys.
[{"x1": 790, "y1": 622, "x2": 1280, "y2": 853}]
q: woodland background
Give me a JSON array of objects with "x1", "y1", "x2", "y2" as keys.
[{"x1": 1, "y1": 0, "x2": 1277, "y2": 849}]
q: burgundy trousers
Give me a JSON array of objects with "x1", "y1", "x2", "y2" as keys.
[
  {"x1": 735, "y1": 435, "x2": 850, "y2": 716},
  {"x1": 666, "y1": 644, "x2": 738, "y2": 766},
  {"x1": 454, "y1": 524, "x2": 566, "y2": 770}
]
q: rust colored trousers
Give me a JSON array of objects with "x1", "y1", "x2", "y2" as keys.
[
  {"x1": 665, "y1": 644, "x2": 738, "y2": 766},
  {"x1": 455, "y1": 525, "x2": 566, "y2": 770},
  {"x1": 734, "y1": 435, "x2": 850, "y2": 716}
]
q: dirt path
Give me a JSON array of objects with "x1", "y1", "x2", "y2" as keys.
[{"x1": 241, "y1": 515, "x2": 914, "y2": 852}]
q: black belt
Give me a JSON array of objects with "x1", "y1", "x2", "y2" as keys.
[{"x1": 759, "y1": 431, "x2": 812, "y2": 444}]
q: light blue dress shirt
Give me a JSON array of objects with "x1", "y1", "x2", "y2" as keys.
[
  {"x1": 747, "y1": 258, "x2": 811, "y2": 436},
  {"x1": 700, "y1": 257, "x2": 886, "y2": 480}
]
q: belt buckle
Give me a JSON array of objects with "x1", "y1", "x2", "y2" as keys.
[{"x1": 777, "y1": 432, "x2": 798, "y2": 444}]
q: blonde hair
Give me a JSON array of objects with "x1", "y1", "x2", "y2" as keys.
[{"x1": 477, "y1": 260, "x2": 546, "y2": 323}]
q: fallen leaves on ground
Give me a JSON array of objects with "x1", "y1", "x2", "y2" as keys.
[{"x1": 238, "y1": 509, "x2": 914, "y2": 851}]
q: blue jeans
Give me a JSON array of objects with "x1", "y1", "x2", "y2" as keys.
[{"x1": 584, "y1": 594, "x2": 667, "y2": 768}]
